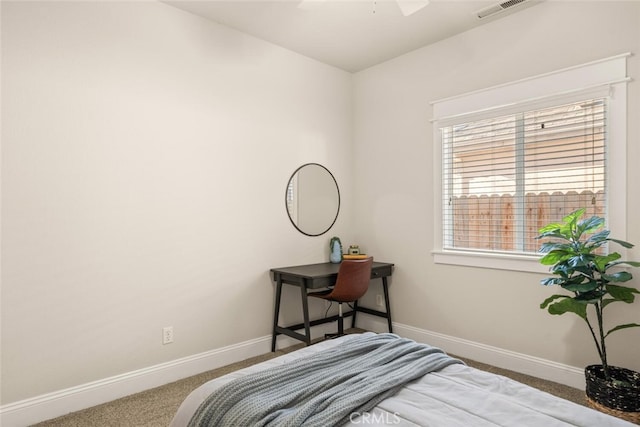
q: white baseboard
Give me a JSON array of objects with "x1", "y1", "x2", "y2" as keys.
[
  {"x1": 0, "y1": 326, "x2": 331, "y2": 427},
  {"x1": 0, "y1": 320, "x2": 584, "y2": 426},
  {"x1": 357, "y1": 316, "x2": 585, "y2": 390}
]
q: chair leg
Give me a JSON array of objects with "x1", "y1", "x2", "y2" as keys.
[
  {"x1": 352, "y1": 300, "x2": 358, "y2": 329},
  {"x1": 324, "y1": 302, "x2": 347, "y2": 339}
]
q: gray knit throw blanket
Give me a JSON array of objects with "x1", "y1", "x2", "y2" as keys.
[{"x1": 187, "y1": 333, "x2": 463, "y2": 427}]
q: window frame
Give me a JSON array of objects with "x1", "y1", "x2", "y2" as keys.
[{"x1": 431, "y1": 54, "x2": 629, "y2": 273}]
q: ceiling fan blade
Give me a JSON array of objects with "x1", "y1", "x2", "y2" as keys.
[{"x1": 396, "y1": 0, "x2": 429, "y2": 16}]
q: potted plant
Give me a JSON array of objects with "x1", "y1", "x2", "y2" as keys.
[{"x1": 537, "y1": 208, "x2": 640, "y2": 415}]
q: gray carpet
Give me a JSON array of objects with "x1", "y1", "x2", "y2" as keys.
[{"x1": 33, "y1": 332, "x2": 588, "y2": 427}]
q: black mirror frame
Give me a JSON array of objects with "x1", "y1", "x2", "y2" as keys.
[{"x1": 285, "y1": 163, "x2": 340, "y2": 237}]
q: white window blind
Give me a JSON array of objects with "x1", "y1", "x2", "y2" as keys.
[{"x1": 441, "y1": 97, "x2": 606, "y2": 254}]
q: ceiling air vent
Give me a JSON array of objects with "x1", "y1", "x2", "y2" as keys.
[{"x1": 476, "y1": 0, "x2": 529, "y2": 19}]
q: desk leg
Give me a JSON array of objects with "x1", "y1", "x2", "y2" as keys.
[
  {"x1": 271, "y1": 279, "x2": 283, "y2": 352},
  {"x1": 300, "y1": 284, "x2": 311, "y2": 345},
  {"x1": 382, "y1": 277, "x2": 393, "y2": 333}
]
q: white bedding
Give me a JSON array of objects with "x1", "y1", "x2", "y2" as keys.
[{"x1": 170, "y1": 333, "x2": 635, "y2": 427}]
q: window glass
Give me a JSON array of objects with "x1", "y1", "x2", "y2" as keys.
[{"x1": 441, "y1": 98, "x2": 606, "y2": 255}]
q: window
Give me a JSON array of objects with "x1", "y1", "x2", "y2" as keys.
[
  {"x1": 442, "y1": 97, "x2": 606, "y2": 254},
  {"x1": 432, "y1": 54, "x2": 629, "y2": 272}
]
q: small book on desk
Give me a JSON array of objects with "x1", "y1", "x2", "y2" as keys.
[{"x1": 342, "y1": 254, "x2": 370, "y2": 260}]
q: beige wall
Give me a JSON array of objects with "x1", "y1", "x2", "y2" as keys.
[
  {"x1": 353, "y1": 1, "x2": 640, "y2": 373},
  {"x1": 2, "y1": 0, "x2": 639, "y2": 413},
  {"x1": 1, "y1": 1, "x2": 353, "y2": 404}
]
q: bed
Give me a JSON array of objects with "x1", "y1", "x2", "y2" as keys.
[{"x1": 170, "y1": 333, "x2": 635, "y2": 426}]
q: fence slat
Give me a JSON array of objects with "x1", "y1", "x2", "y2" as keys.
[
  {"x1": 501, "y1": 195, "x2": 514, "y2": 251},
  {"x1": 468, "y1": 196, "x2": 480, "y2": 249},
  {"x1": 490, "y1": 195, "x2": 502, "y2": 250}
]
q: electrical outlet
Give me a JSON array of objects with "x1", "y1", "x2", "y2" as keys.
[
  {"x1": 376, "y1": 294, "x2": 384, "y2": 307},
  {"x1": 163, "y1": 326, "x2": 174, "y2": 345}
]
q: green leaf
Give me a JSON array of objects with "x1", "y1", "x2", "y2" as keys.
[
  {"x1": 540, "y1": 294, "x2": 568, "y2": 308},
  {"x1": 602, "y1": 271, "x2": 633, "y2": 283},
  {"x1": 563, "y1": 208, "x2": 585, "y2": 225},
  {"x1": 538, "y1": 242, "x2": 572, "y2": 254},
  {"x1": 545, "y1": 297, "x2": 588, "y2": 318},
  {"x1": 606, "y1": 284, "x2": 640, "y2": 303},
  {"x1": 608, "y1": 238, "x2": 635, "y2": 249},
  {"x1": 540, "y1": 277, "x2": 566, "y2": 286},
  {"x1": 549, "y1": 261, "x2": 580, "y2": 277},
  {"x1": 587, "y1": 229, "x2": 610, "y2": 244},
  {"x1": 608, "y1": 260, "x2": 640, "y2": 268},
  {"x1": 593, "y1": 252, "x2": 621, "y2": 271},
  {"x1": 568, "y1": 254, "x2": 596, "y2": 269},
  {"x1": 562, "y1": 279, "x2": 599, "y2": 293},
  {"x1": 540, "y1": 250, "x2": 572, "y2": 266},
  {"x1": 576, "y1": 216, "x2": 604, "y2": 238},
  {"x1": 538, "y1": 223, "x2": 567, "y2": 235},
  {"x1": 605, "y1": 323, "x2": 640, "y2": 338}
]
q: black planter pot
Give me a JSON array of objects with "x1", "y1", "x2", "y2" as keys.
[{"x1": 585, "y1": 365, "x2": 640, "y2": 413}]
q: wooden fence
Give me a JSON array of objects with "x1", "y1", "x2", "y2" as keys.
[{"x1": 450, "y1": 190, "x2": 605, "y2": 252}]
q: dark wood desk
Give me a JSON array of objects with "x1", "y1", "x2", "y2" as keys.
[{"x1": 270, "y1": 261, "x2": 394, "y2": 351}]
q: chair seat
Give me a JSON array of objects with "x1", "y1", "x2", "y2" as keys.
[{"x1": 308, "y1": 289, "x2": 333, "y2": 299}]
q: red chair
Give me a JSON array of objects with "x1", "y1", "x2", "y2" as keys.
[{"x1": 308, "y1": 257, "x2": 373, "y2": 337}]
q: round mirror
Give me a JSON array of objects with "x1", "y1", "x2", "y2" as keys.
[{"x1": 285, "y1": 163, "x2": 340, "y2": 236}]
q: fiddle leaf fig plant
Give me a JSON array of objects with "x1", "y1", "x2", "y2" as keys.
[{"x1": 537, "y1": 208, "x2": 640, "y2": 379}]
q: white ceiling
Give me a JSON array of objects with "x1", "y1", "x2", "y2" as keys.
[{"x1": 165, "y1": 0, "x2": 540, "y2": 72}]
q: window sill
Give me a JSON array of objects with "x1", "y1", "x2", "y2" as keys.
[{"x1": 432, "y1": 250, "x2": 549, "y2": 274}]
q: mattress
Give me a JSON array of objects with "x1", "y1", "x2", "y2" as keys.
[{"x1": 170, "y1": 333, "x2": 635, "y2": 426}]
